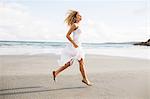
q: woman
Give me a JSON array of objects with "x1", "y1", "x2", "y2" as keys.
[{"x1": 52, "y1": 10, "x2": 92, "y2": 86}]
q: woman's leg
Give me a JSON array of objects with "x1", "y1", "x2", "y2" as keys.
[
  {"x1": 78, "y1": 58, "x2": 91, "y2": 85},
  {"x1": 54, "y1": 59, "x2": 73, "y2": 76}
]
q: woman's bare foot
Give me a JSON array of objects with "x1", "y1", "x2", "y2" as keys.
[
  {"x1": 52, "y1": 71, "x2": 56, "y2": 82},
  {"x1": 82, "y1": 79, "x2": 92, "y2": 86}
]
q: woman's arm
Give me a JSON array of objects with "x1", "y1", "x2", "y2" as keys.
[{"x1": 66, "y1": 24, "x2": 78, "y2": 48}]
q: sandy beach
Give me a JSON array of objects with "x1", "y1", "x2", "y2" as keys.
[{"x1": 0, "y1": 54, "x2": 150, "y2": 99}]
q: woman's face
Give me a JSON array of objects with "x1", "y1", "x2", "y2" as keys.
[{"x1": 76, "y1": 13, "x2": 82, "y2": 22}]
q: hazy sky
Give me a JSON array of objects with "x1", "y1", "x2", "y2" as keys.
[{"x1": 0, "y1": 0, "x2": 149, "y2": 43}]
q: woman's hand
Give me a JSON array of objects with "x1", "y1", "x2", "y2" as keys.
[{"x1": 73, "y1": 44, "x2": 78, "y2": 48}]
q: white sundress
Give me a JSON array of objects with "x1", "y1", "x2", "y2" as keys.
[{"x1": 58, "y1": 24, "x2": 85, "y2": 66}]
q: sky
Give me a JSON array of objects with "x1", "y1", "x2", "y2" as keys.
[{"x1": 0, "y1": 0, "x2": 150, "y2": 43}]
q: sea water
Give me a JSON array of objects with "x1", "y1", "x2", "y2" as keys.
[{"x1": 0, "y1": 41, "x2": 150, "y2": 60}]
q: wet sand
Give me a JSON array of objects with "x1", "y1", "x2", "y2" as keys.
[{"x1": 0, "y1": 54, "x2": 150, "y2": 99}]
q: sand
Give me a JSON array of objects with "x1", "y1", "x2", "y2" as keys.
[{"x1": 0, "y1": 54, "x2": 150, "y2": 99}]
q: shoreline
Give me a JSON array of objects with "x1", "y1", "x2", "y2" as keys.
[
  {"x1": 1, "y1": 53, "x2": 150, "y2": 76},
  {"x1": 1, "y1": 53, "x2": 150, "y2": 60}
]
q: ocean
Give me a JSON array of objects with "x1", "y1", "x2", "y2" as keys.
[{"x1": 0, "y1": 41, "x2": 150, "y2": 60}]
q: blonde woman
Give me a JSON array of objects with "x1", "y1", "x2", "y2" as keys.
[{"x1": 52, "y1": 10, "x2": 92, "y2": 86}]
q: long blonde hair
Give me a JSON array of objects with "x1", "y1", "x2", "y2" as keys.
[{"x1": 64, "y1": 10, "x2": 78, "y2": 26}]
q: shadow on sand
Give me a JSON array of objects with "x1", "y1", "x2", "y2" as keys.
[{"x1": 0, "y1": 86, "x2": 86, "y2": 96}]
